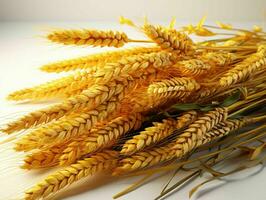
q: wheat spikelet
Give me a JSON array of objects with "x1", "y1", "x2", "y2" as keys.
[
  {"x1": 113, "y1": 142, "x2": 176, "y2": 174},
  {"x1": 219, "y1": 45, "x2": 266, "y2": 86},
  {"x1": 202, "y1": 52, "x2": 235, "y2": 66},
  {"x1": 147, "y1": 77, "x2": 200, "y2": 99},
  {"x1": 172, "y1": 107, "x2": 228, "y2": 156},
  {"x1": 40, "y1": 46, "x2": 161, "y2": 73},
  {"x1": 14, "y1": 99, "x2": 119, "y2": 151},
  {"x1": 47, "y1": 29, "x2": 129, "y2": 47},
  {"x1": 121, "y1": 111, "x2": 198, "y2": 155},
  {"x1": 93, "y1": 51, "x2": 174, "y2": 84},
  {"x1": 143, "y1": 24, "x2": 194, "y2": 53},
  {"x1": 24, "y1": 150, "x2": 118, "y2": 200},
  {"x1": 7, "y1": 70, "x2": 93, "y2": 101},
  {"x1": 178, "y1": 59, "x2": 212, "y2": 76},
  {"x1": 22, "y1": 143, "x2": 68, "y2": 169},
  {"x1": 59, "y1": 113, "x2": 143, "y2": 165}
]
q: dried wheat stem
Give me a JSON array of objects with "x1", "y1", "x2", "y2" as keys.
[
  {"x1": 40, "y1": 46, "x2": 161, "y2": 73},
  {"x1": 59, "y1": 113, "x2": 143, "y2": 166},
  {"x1": 121, "y1": 111, "x2": 198, "y2": 155},
  {"x1": 172, "y1": 107, "x2": 228, "y2": 157},
  {"x1": 219, "y1": 45, "x2": 266, "y2": 86},
  {"x1": 143, "y1": 24, "x2": 194, "y2": 54},
  {"x1": 47, "y1": 29, "x2": 129, "y2": 47},
  {"x1": 24, "y1": 150, "x2": 118, "y2": 200}
]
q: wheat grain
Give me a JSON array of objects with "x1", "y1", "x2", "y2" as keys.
[
  {"x1": 143, "y1": 24, "x2": 194, "y2": 53},
  {"x1": 121, "y1": 111, "x2": 197, "y2": 155},
  {"x1": 219, "y1": 45, "x2": 266, "y2": 86},
  {"x1": 24, "y1": 150, "x2": 118, "y2": 200},
  {"x1": 40, "y1": 46, "x2": 161, "y2": 73},
  {"x1": 47, "y1": 29, "x2": 129, "y2": 47},
  {"x1": 59, "y1": 113, "x2": 143, "y2": 165}
]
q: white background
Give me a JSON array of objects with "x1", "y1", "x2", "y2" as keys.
[{"x1": 0, "y1": 1, "x2": 266, "y2": 200}]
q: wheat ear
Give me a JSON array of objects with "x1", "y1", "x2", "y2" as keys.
[
  {"x1": 47, "y1": 29, "x2": 129, "y2": 47},
  {"x1": 2, "y1": 79, "x2": 127, "y2": 134},
  {"x1": 113, "y1": 142, "x2": 176, "y2": 175},
  {"x1": 7, "y1": 70, "x2": 94, "y2": 101},
  {"x1": 24, "y1": 150, "x2": 118, "y2": 200},
  {"x1": 147, "y1": 77, "x2": 200, "y2": 99},
  {"x1": 59, "y1": 113, "x2": 143, "y2": 166},
  {"x1": 143, "y1": 24, "x2": 194, "y2": 53},
  {"x1": 93, "y1": 51, "x2": 174, "y2": 84},
  {"x1": 202, "y1": 52, "x2": 235, "y2": 66},
  {"x1": 172, "y1": 107, "x2": 228, "y2": 156},
  {"x1": 40, "y1": 46, "x2": 161, "y2": 73},
  {"x1": 219, "y1": 45, "x2": 266, "y2": 86},
  {"x1": 114, "y1": 117, "x2": 242, "y2": 174},
  {"x1": 201, "y1": 118, "x2": 246, "y2": 144},
  {"x1": 14, "y1": 99, "x2": 119, "y2": 151},
  {"x1": 177, "y1": 59, "x2": 212, "y2": 77},
  {"x1": 121, "y1": 111, "x2": 198, "y2": 155},
  {"x1": 22, "y1": 143, "x2": 68, "y2": 169}
]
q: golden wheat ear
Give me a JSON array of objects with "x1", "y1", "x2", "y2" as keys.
[
  {"x1": 24, "y1": 150, "x2": 119, "y2": 200},
  {"x1": 143, "y1": 24, "x2": 194, "y2": 54},
  {"x1": 40, "y1": 46, "x2": 161, "y2": 73},
  {"x1": 46, "y1": 29, "x2": 130, "y2": 47},
  {"x1": 7, "y1": 70, "x2": 93, "y2": 101}
]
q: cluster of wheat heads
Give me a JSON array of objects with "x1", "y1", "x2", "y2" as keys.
[{"x1": 1, "y1": 17, "x2": 266, "y2": 200}]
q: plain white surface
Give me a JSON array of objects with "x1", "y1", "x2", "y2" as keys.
[
  {"x1": 0, "y1": 0, "x2": 266, "y2": 22},
  {"x1": 0, "y1": 22, "x2": 266, "y2": 200}
]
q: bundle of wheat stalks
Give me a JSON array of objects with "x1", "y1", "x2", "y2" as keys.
[{"x1": 1, "y1": 17, "x2": 266, "y2": 199}]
